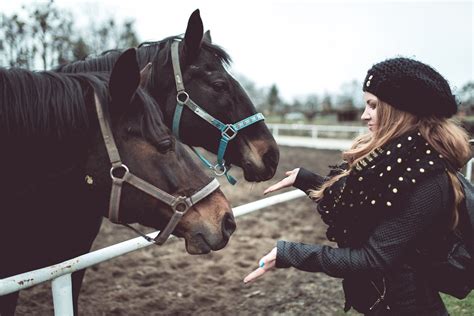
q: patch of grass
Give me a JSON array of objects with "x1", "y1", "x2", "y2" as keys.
[{"x1": 442, "y1": 292, "x2": 474, "y2": 316}]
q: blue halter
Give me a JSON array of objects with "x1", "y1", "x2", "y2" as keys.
[{"x1": 170, "y1": 40, "x2": 264, "y2": 185}]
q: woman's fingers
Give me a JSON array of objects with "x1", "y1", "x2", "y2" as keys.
[
  {"x1": 243, "y1": 267, "x2": 265, "y2": 284},
  {"x1": 263, "y1": 181, "x2": 286, "y2": 195},
  {"x1": 263, "y1": 169, "x2": 299, "y2": 195},
  {"x1": 243, "y1": 248, "x2": 277, "y2": 284}
]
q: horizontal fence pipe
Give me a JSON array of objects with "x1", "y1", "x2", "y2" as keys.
[
  {"x1": 233, "y1": 189, "x2": 306, "y2": 217},
  {"x1": 0, "y1": 231, "x2": 159, "y2": 296}
]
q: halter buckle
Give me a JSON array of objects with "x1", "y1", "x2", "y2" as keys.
[
  {"x1": 110, "y1": 164, "x2": 130, "y2": 183},
  {"x1": 171, "y1": 196, "x2": 190, "y2": 213},
  {"x1": 213, "y1": 163, "x2": 227, "y2": 176},
  {"x1": 176, "y1": 91, "x2": 189, "y2": 104},
  {"x1": 222, "y1": 124, "x2": 237, "y2": 140}
]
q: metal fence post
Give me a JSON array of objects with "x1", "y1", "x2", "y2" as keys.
[{"x1": 52, "y1": 274, "x2": 74, "y2": 316}]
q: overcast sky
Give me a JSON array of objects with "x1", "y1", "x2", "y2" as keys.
[{"x1": 2, "y1": 0, "x2": 473, "y2": 102}]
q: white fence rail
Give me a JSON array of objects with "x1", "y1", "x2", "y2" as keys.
[
  {"x1": 267, "y1": 123, "x2": 367, "y2": 139},
  {"x1": 0, "y1": 190, "x2": 306, "y2": 315}
]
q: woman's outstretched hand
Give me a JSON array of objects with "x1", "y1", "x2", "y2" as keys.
[
  {"x1": 243, "y1": 247, "x2": 277, "y2": 284},
  {"x1": 263, "y1": 168, "x2": 300, "y2": 195}
]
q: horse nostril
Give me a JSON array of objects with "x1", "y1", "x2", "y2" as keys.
[
  {"x1": 222, "y1": 212, "x2": 236, "y2": 239},
  {"x1": 263, "y1": 146, "x2": 280, "y2": 167}
]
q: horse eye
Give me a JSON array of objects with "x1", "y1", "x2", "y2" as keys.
[
  {"x1": 212, "y1": 81, "x2": 227, "y2": 92},
  {"x1": 155, "y1": 138, "x2": 173, "y2": 153},
  {"x1": 127, "y1": 126, "x2": 141, "y2": 136}
]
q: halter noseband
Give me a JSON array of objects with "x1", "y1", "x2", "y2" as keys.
[
  {"x1": 170, "y1": 40, "x2": 265, "y2": 185},
  {"x1": 94, "y1": 93, "x2": 219, "y2": 245}
]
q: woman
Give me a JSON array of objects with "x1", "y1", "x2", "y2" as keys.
[{"x1": 243, "y1": 57, "x2": 472, "y2": 315}]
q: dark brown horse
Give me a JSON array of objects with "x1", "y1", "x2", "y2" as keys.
[
  {"x1": 0, "y1": 49, "x2": 235, "y2": 315},
  {"x1": 56, "y1": 9, "x2": 279, "y2": 183}
]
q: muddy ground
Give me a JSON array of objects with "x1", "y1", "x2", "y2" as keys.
[{"x1": 13, "y1": 144, "x2": 472, "y2": 315}]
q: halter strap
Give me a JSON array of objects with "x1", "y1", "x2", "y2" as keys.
[
  {"x1": 170, "y1": 40, "x2": 265, "y2": 185},
  {"x1": 93, "y1": 93, "x2": 219, "y2": 245}
]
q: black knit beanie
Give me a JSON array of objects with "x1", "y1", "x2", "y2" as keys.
[{"x1": 362, "y1": 57, "x2": 457, "y2": 118}]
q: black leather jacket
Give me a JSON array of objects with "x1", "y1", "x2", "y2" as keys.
[{"x1": 275, "y1": 168, "x2": 452, "y2": 315}]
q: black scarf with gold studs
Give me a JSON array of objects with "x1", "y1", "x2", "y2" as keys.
[{"x1": 317, "y1": 131, "x2": 448, "y2": 248}]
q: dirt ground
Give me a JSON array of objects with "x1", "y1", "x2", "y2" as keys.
[{"x1": 13, "y1": 146, "x2": 367, "y2": 315}]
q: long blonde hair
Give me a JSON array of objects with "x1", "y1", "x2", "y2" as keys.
[{"x1": 309, "y1": 100, "x2": 471, "y2": 229}]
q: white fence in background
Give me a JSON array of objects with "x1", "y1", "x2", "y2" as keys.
[
  {"x1": 467, "y1": 139, "x2": 474, "y2": 182},
  {"x1": 267, "y1": 123, "x2": 367, "y2": 139}
]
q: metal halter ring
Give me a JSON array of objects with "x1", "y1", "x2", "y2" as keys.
[
  {"x1": 171, "y1": 196, "x2": 190, "y2": 213},
  {"x1": 176, "y1": 91, "x2": 190, "y2": 104},
  {"x1": 222, "y1": 125, "x2": 237, "y2": 140},
  {"x1": 110, "y1": 164, "x2": 130, "y2": 182},
  {"x1": 213, "y1": 163, "x2": 227, "y2": 176}
]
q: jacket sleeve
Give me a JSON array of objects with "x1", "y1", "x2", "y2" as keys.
[
  {"x1": 276, "y1": 172, "x2": 450, "y2": 278},
  {"x1": 294, "y1": 167, "x2": 325, "y2": 194}
]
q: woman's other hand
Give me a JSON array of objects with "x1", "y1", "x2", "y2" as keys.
[
  {"x1": 263, "y1": 168, "x2": 300, "y2": 195},
  {"x1": 243, "y1": 247, "x2": 277, "y2": 284}
]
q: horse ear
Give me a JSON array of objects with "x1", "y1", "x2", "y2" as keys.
[
  {"x1": 140, "y1": 62, "x2": 153, "y2": 88},
  {"x1": 203, "y1": 30, "x2": 212, "y2": 43},
  {"x1": 183, "y1": 9, "x2": 204, "y2": 63},
  {"x1": 109, "y1": 48, "x2": 140, "y2": 116}
]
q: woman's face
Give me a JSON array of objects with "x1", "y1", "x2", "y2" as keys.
[{"x1": 362, "y1": 92, "x2": 378, "y2": 132}]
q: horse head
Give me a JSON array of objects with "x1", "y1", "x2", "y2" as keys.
[
  {"x1": 86, "y1": 49, "x2": 235, "y2": 254},
  {"x1": 143, "y1": 10, "x2": 279, "y2": 182}
]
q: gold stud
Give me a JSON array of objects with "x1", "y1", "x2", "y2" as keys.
[{"x1": 85, "y1": 175, "x2": 94, "y2": 185}]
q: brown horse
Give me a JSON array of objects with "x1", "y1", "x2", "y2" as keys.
[{"x1": 0, "y1": 49, "x2": 235, "y2": 315}]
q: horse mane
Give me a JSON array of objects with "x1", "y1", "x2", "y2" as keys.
[
  {"x1": 55, "y1": 35, "x2": 232, "y2": 74},
  {"x1": 0, "y1": 67, "x2": 165, "y2": 142},
  {"x1": 0, "y1": 67, "x2": 100, "y2": 137}
]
